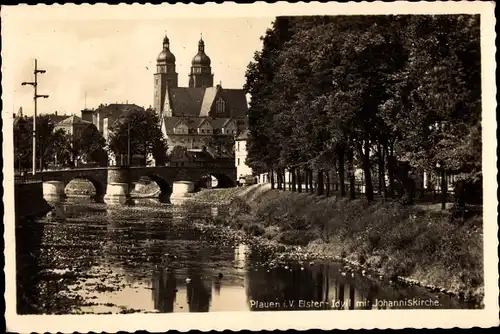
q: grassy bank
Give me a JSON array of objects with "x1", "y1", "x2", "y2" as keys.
[{"x1": 193, "y1": 185, "x2": 484, "y2": 303}]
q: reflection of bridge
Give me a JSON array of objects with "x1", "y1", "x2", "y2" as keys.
[{"x1": 20, "y1": 162, "x2": 236, "y2": 201}]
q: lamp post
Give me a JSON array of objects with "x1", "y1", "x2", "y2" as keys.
[
  {"x1": 22, "y1": 59, "x2": 49, "y2": 175},
  {"x1": 436, "y1": 160, "x2": 447, "y2": 210},
  {"x1": 127, "y1": 120, "x2": 131, "y2": 166}
]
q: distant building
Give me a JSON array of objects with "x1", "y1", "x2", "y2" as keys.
[
  {"x1": 81, "y1": 103, "x2": 145, "y2": 141},
  {"x1": 54, "y1": 115, "x2": 93, "y2": 141},
  {"x1": 234, "y1": 130, "x2": 255, "y2": 180},
  {"x1": 153, "y1": 33, "x2": 248, "y2": 153}
]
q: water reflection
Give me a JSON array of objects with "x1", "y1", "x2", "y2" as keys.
[
  {"x1": 153, "y1": 269, "x2": 177, "y2": 313},
  {"x1": 16, "y1": 197, "x2": 476, "y2": 314}
]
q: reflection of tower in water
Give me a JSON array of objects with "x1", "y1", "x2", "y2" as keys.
[
  {"x1": 234, "y1": 244, "x2": 247, "y2": 272},
  {"x1": 186, "y1": 274, "x2": 212, "y2": 312},
  {"x1": 185, "y1": 248, "x2": 212, "y2": 312},
  {"x1": 152, "y1": 269, "x2": 177, "y2": 313}
]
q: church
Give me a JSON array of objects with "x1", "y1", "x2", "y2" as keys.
[{"x1": 154, "y1": 34, "x2": 248, "y2": 154}]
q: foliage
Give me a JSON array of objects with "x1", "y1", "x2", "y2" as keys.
[
  {"x1": 13, "y1": 115, "x2": 78, "y2": 170},
  {"x1": 73, "y1": 125, "x2": 107, "y2": 165},
  {"x1": 245, "y1": 15, "x2": 481, "y2": 203},
  {"x1": 108, "y1": 108, "x2": 168, "y2": 165}
]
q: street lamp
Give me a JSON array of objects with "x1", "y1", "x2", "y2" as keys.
[{"x1": 21, "y1": 59, "x2": 49, "y2": 175}]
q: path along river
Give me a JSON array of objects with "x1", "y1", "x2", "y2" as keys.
[{"x1": 16, "y1": 196, "x2": 476, "y2": 314}]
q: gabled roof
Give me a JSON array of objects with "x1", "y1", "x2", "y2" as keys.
[
  {"x1": 56, "y1": 115, "x2": 92, "y2": 126},
  {"x1": 236, "y1": 129, "x2": 249, "y2": 140},
  {"x1": 166, "y1": 86, "x2": 248, "y2": 118},
  {"x1": 49, "y1": 114, "x2": 70, "y2": 124},
  {"x1": 174, "y1": 119, "x2": 189, "y2": 128},
  {"x1": 197, "y1": 118, "x2": 213, "y2": 128}
]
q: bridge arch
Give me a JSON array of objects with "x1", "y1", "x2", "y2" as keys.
[
  {"x1": 64, "y1": 176, "x2": 106, "y2": 201},
  {"x1": 132, "y1": 173, "x2": 172, "y2": 199},
  {"x1": 196, "y1": 172, "x2": 235, "y2": 190}
]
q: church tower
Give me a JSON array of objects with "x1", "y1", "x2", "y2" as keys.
[
  {"x1": 154, "y1": 34, "x2": 178, "y2": 115},
  {"x1": 188, "y1": 36, "x2": 214, "y2": 88}
]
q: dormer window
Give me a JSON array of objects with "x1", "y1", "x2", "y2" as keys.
[{"x1": 216, "y1": 98, "x2": 225, "y2": 114}]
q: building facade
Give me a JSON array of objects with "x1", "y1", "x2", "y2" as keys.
[
  {"x1": 54, "y1": 115, "x2": 93, "y2": 141},
  {"x1": 81, "y1": 103, "x2": 145, "y2": 142},
  {"x1": 234, "y1": 130, "x2": 255, "y2": 179},
  {"x1": 153, "y1": 34, "x2": 248, "y2": 154}
]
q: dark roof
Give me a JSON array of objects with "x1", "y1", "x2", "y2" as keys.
[
  {"x1": 47, "y1": 114, "x2": 70, "y2": 124},
  {"x1": 167, "y1": 86, "x2": 248, "y2": 118},
  {"x1": 169, "y1": 88, "x2": 206, "y2": 116},
  {"x1": 221, "y1": 88, "x2": 248, "y2": 118},
  {"x1": 91, "y1": 103, "x2": 144, "y2": 116}
]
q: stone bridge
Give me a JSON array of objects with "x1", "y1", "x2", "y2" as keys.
[{"x1": 23, "y1": 162, "x2": 236, "y2": 201}]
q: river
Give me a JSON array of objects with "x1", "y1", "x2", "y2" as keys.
[{"x1": 15, "y1": 196, "x2": 476, "y2": 314}]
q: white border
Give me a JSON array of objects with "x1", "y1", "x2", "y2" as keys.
[{"x1": 3, "y1": 2, "x2": 498, "y2": 332}]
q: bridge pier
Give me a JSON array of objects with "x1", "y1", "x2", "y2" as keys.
[
  {"x1": 171, "y1": 181, "x2": 195, "y2": 198},
  {"x1": 104, "y1": 167, "x2": 131, "y2": 203},
  {"x1": 43, "y1": 181, "x2": 66, "y2": 200}
]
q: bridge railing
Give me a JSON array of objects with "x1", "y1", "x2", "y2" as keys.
[{"x1": 14, "y1": 175, "x2": 41, "y2": 185}]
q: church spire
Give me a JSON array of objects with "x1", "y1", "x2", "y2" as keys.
[{"x1": 163, "y1": 31, "x2": 170, "y2": 49}]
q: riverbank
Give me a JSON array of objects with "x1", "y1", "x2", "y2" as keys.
[{"x1": 192, "y1": 185, "x2": 484, "y2": 305}]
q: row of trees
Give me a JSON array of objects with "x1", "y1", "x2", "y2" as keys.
[
  {"x1": 245, "y1": 15, "x2": 481, "y2": 205},
  {"x1": 14, "y1": 107, "x2": 236, "y2": 171},
  {"x1": 14, "y1": 116, "x2": 107, "y2": 171}
]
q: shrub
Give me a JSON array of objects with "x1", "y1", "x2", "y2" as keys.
[
  {"x1": 244, "y1": 222, "x2": 265, "y2": 237},
  {"x1": 228, "y1": 197, "x2": 252, "y2": 217},
  {"x1": 278, "y1": 230, "x2": 317, "y2": 246}
]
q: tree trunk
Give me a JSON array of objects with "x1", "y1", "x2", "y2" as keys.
[
  {"x1": 316, "y1": 170, "x2": 324, "y2": 196},
  {"x1": 347, "y1": 147, "x2": 356, "y2": 200},
  {"x1": 297, "y1": 168, "x2": 302, "y2": 193},
  {"x1": 304, "y1": 169, "x2": 309, "y2": 192},
  {"x1": 309, "y1": 169, "x2": 314, "y2": 194},
  {"x1": 379, "y1": 143, "x2": 387, "y2": 199},
  {"x1": 325, "y1": 171, "x2": 330, "y2": 197},
  {"x1": 291, "y1": 168, "x2": 297, "y2": 192},
  {"x1": 386, "y1": 142, "x2": 395, "y2": 198},
  {"x1": 441, "y1": 169, "x2": 447, "y2": 210},
  {"x1": 337, "y1": 147, "x2": 346, "y2": 197},
  {"x1": 277, "y1": 168, "x2": 282, "y2": 190},
  {"x1": 358, "y1": 140, "x2": 374, "y2": 201},
  {"x1": 270, "y1": 170, "x2": 275, "y2": 190}
]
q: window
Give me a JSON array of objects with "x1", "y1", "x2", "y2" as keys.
[
  {"x1": 237, "y1": 142, "x2": 240, "y2": 152},
  {"x1": 103, "y1": 118, "x2": 109, "y2": 141},
  {"x1": 201, "y1": 129, "x2": 205, "y2": 133},
  {"x1": 156, "y1": 78, "x2": 159, "y2": 85},
  {"x1": 216, "y1": 98, "x2": 225, "y2": 114},
  {"x1": 237, "y1": 158, "x2": 240, "y2": 166}
]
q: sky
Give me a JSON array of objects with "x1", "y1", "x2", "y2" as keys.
[
  {"x1": 2, "y1": 2, "x2": 492, "y2": 118},
  {"x1": 2, "y1": 6, "x2": 274, "y2": 116}
]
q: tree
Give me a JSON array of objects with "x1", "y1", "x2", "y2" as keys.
[
  {"x1": 13, "y1": 117, "x2": 32, "y2": 171},
  {"x1": 245, "y1": 15, "x2": 481, "y2": 206},
  {"x1": 108, "y1": 108, "x2": 168, "y2": 166},
  {"x1": 244, "y1": 17, "x2": 296, "y2": 179},
  {"x1": 73, "y1": 125, "x2": 107, "y2": 165}
]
